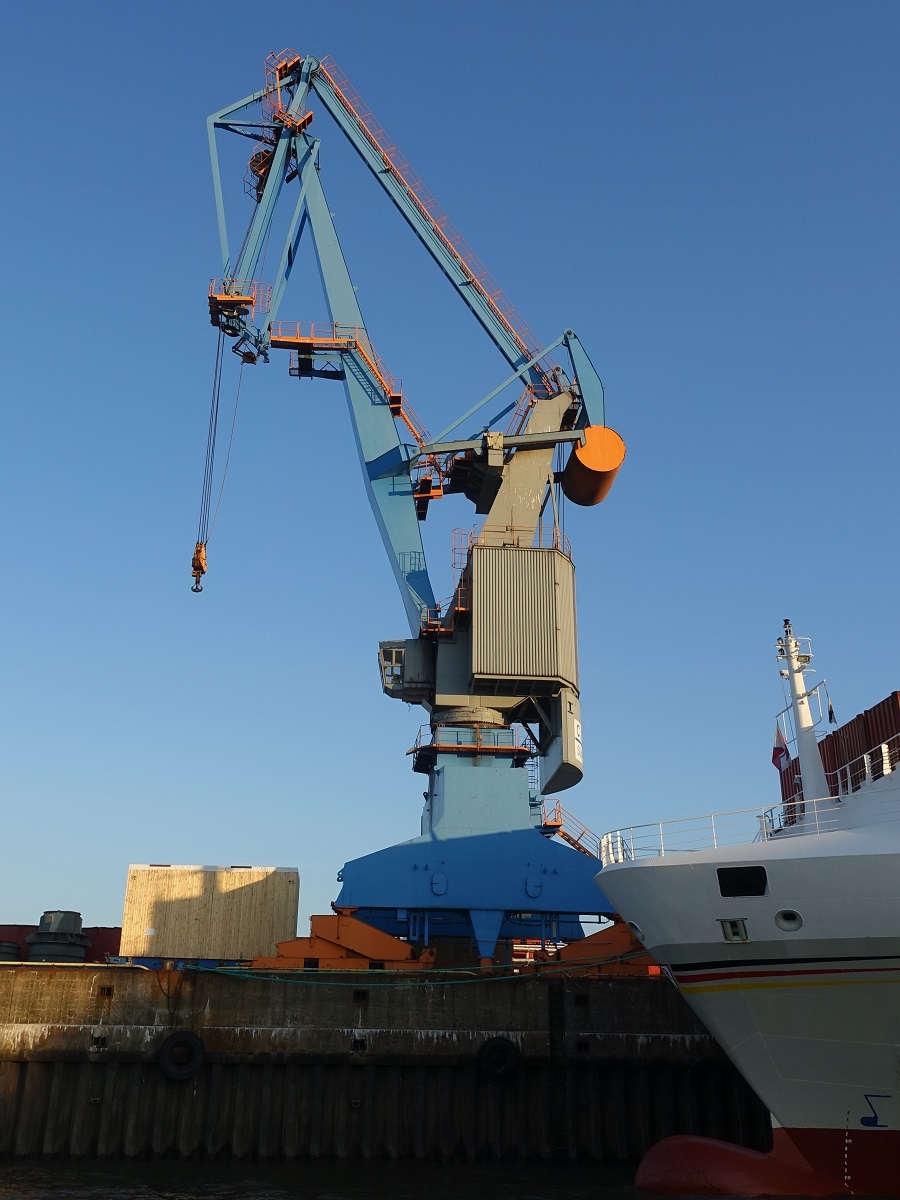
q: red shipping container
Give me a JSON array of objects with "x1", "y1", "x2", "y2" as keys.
[
  {"x1": 817, "y1": 732, "x2": 839, "y2": 797},
  {"x1": 779, "y1": 757, "x2": 805, "y2": 825},
  {"x1": 864, "y1": 692, "x2": 900, "y2": 777},
  {"x1": 833, "y1": 713, "x2": 870, "y2": 791},
  {"x1": 864, "y1": 692, "x2": 900, "y2": 746},
  {"x1": 780, "y1": 758, "x2": 800, "y2": 803},
  {"x1": 777, "y1": 737, "x2": 835, "y2": 805}
]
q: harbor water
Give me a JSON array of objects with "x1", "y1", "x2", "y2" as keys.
[{"x1": 0, "y1": 1161, "x2": 645, "y2": 1199}]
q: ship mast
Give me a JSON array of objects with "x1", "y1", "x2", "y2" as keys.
[{"x1": 776, "y1": 618, "x2": 829, "y2": 805}]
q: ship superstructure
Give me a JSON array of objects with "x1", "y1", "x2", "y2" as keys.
[{"x1": 597, "y1": 621, "x2": 900, "y2": 1196}]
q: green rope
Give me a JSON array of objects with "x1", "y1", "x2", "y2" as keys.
[{"x1": 184, "y1": 952, "x2": 654, "y2": 990}]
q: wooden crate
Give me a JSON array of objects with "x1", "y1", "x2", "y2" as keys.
[{"x1": 120, "y1": 864, "x2": 299, "y2": 959}]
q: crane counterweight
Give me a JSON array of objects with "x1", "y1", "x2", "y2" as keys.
[{"x1": 561, "y1": 424, "x2": 627, "y2": 506}]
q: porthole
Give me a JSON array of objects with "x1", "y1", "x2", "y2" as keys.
[{"x1": 774, "y1": 909, "x2": 803, "y2": 932}]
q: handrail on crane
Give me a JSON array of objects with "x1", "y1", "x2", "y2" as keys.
[
  {"x1": 263, "y1": 50, "x2": 313, "y2": 134},
  {"x1": 314, "y1": 55, "x2": 557, "y2": 383},
  {"x1": 208, "y1": 278, "x2": 271, "y2": 326},
  {"x1": 541, "y1": 801, "x2": 600, "y2": 858},
  {"x1": 269, "y1": 320, "x2": 436, "y2": 457}
]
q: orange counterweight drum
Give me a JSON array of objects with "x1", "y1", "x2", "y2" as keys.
[{"x1": 560, "y1": 425, "x2": 626, "y2": 506}]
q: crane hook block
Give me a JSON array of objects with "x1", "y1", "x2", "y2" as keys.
[
  {"x1": 560, "y1": 425, "x2": 626, "y2": 506},
  {"x1": 191, "y1": 541, "x2": 207, "y2": 593}
]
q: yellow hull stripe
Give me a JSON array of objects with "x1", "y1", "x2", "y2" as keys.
[{"x1": 682, "y1": 976, "x2": 900, "y2": 995}]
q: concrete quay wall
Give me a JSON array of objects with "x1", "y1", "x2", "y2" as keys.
[{"x1": 0, "y1": 965, "x2": 771, "y2": 1162}]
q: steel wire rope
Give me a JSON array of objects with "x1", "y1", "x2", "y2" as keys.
[
  {"x1": 552, "y1": 443, "x2": 566, "y2": 550},
  {"x1": 197, "y1": 330, "x2": 226, "y2": 546},
  {"x1": 207, "y1": 360, "x2": 245, "y2": 541}
]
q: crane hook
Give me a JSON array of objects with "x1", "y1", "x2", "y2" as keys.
[{"x1": 191, "y1": 541, "x2": 207, "y2": 593}]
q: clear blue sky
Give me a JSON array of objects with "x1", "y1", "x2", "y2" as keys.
[{"x1": 1, "y1": 3, "x2": 898, "y2": 928}]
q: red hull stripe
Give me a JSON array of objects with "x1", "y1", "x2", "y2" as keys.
[
  {"x1": 674, "y1": 963, "x2": 900, "y2": 985},
  {"x1": 670, "y1": 953, "x2": 900, "y2": 971}
]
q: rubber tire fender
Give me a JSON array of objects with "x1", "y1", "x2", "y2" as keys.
[
  {"x1": 158, "y1": 1030, "x2": 206, "y2": 1081},
  {"x1": 477, "y1": 1035, "x2": 520, "y2": 1078}
]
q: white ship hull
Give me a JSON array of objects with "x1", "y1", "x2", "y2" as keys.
[{"x1": 598, "y1": 776, "x2": 900, "y2": 1194}]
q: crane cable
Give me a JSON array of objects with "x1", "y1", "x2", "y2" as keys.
[
  {"x1": 192, "y1": 329, "x2": 246, "y2": 592},
  {"x1": 208, "y1": 361, "x2": 244, "y2": 539}
]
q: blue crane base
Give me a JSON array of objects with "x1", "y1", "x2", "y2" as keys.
[{"x1": 334, "y1": 828, "x2": 614, "y2": 959}]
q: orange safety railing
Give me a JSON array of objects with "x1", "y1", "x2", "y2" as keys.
[
  {"x1": 505, "y1": 385, "x2": 538, "y2": 437},
  {"x1": 462, "y1": 523, "x2": 572, "y2": 559},
  {"x1": 411, "y1": 723, "x2": 535, "y2": 757},
  {"x1": 422, "y1": 525, "x2": 570, "y2": 633},
  {"x1": 421, "y1": 585, "x2": 466, "y2": 634},
  {"x1": 423, "y1": 523, "x2": 569, "y2": 635},
  {"x1": 417, "y1": 528, "x2": 478, "y2": 634},
  {"x1": 270, "y1": 320, "x2": 430, "y2": 444},
  {"x1": 271, "y1": 321, "x2": 399, "y2": 389},
  {"x1": 243, "y1": 140, "x2": 275, "y2": 201},
  {"x1": 451, "y1": 526, "x2": 473, "y2": 579},
  {"x1": 263, "y1": 50, "x2": 313, "y2": 134},
  {"x1": 541, "y1": 801, "x2": 600, "y2": 858},
  {"x1": 272, "y1": 321, "x2": 448, "y2": 497},
  {"x1": 208, "y1": 278, "x2": 272, "y2": 319},
  {"x1": 315, "y1": 56, "x2": 557, "y2": 385}
]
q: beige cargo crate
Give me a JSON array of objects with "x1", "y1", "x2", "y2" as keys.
[{"x1": 120, "y1": 865, "x2": 299, "y2": 960}]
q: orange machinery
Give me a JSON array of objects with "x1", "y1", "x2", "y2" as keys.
[
  {"x1": 530, "y1": 918, "x2": 661, "y2": 978},
  {"x1": 251, "y1": 907, "x2": 436, "y2": 971}
]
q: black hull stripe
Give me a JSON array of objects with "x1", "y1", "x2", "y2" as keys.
[{"x1": 670, "y1": 953, "x2": 900, "y2": 973}]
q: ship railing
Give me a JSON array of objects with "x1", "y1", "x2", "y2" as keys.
[
  {"x1": 599, "y1": 794, "x2": 847, "y2": 866},
  {"x1": 778, "y1": 734, "x2": 900, "y2": 811},
  {"x1": 831, "y1": 733, "x2": 900, "y2": 797}
]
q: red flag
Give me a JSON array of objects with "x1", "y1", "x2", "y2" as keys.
[{"x1": 772, "y1": 724, "x2": 791, "y2": 771}]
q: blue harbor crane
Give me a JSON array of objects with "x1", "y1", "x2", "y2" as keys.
[{"x1": 196, "y1": 52, "x2": 626, "y2": 962}]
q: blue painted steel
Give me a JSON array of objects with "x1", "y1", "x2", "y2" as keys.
[
  {"x1": 342, "y1": 910, "x2": 586, "y2": 949},
  {"x1": 335, "y1": 742, "x2": 614, "y2": 957},
  {"x1": 334, "y1": 827, "x2": 614, "y2": 959},
  {"x1": 302, "y1": 159, "x2": 435, "y2": 629},
  {"x1": 304, "y1": 59, "x2": 534, "y2": 379},
  {"x1": 297, "y1": 58, "x2": 606, "y2": 435},
  {"x1": 422, "y1": 746, "x2": 534, "y2": 838},
  {"x1": 563, "y1": 331, "x2": 606, "y2": 427},
  {"x1": 206, "y1": 89, "x2": 270, "y2": 272},
  {"x1": 207, "y1": 93, "x2": 435, "y2": 624},
  {"x1": 425, "y1": 333, "x2": 569, "y2": 447},
  {"x1": 209, "y1": 77, "x2": 313, "y2": 286}
]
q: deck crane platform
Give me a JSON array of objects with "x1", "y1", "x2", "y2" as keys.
[{"x1": 199, "y1": 52, "x2": 626, "y2": 961}]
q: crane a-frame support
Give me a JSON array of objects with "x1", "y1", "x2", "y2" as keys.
[{"x1": 301, "y1": 157, "x2": 435, "y2": 628}]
